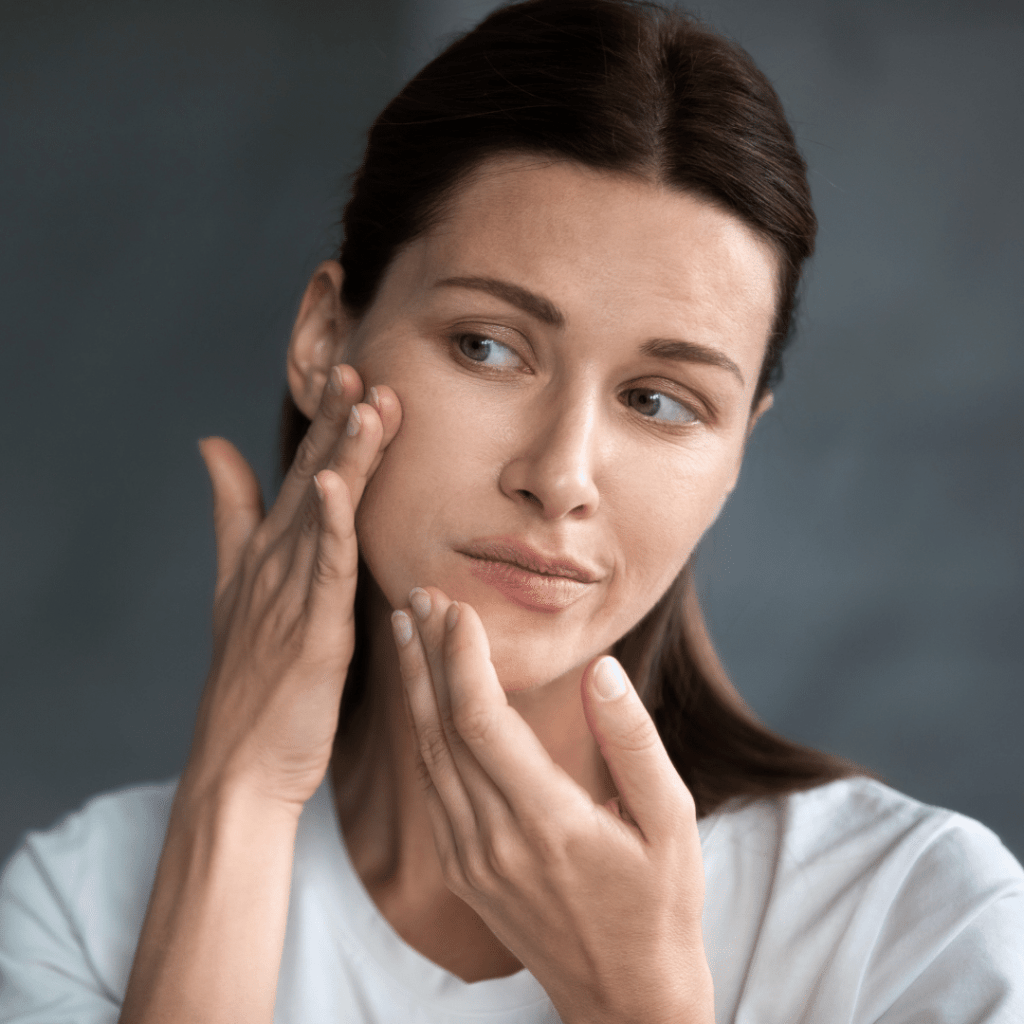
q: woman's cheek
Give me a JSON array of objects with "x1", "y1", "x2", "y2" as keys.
[
  {"x1": 354, "y1": 383, "x2": 475, "y2": 605},
  {"x1": 610, "y1": 458, "x2": 734, "y2": 602},
  {"x1": 354, "y1": 421, "x2": 432, "y2": 607}
]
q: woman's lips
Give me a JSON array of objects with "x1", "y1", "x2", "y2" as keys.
[
  {"x1": 458, "y1": 539, "x2": 599, "y2": 612},
  {"x1": 462, "y1": 556, "x2": 592, "y2": 612}
]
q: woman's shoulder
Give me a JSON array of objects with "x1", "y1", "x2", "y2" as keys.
[
  {"x1": 710, "y1": 774, "x2": 1022, "y2": 883},
  {"x1": 0, "y1": 778, "x2": 179, "y2": 1007},
  {"x1": 703, "y1": 777, "x2": 1024, "y2": 1022},
  {"x1": 4, "y1": 778, "x2": 178, "y2": 891}
]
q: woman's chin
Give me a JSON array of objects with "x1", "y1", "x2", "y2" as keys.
[{"x1": 478, "y1": 614, "x2": 597, "y2": 694}]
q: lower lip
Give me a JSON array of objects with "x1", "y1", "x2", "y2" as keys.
[{"x1": 464, "y1": 556, "x2": 591, "y2": 612}]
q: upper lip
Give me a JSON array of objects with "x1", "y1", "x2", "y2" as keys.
[{"x1": 459, "y1": 537, "x2": 601, "y2": 584}]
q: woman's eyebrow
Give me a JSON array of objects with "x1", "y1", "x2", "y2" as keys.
[
  {"x1": 433, "y1": 276, "x2": 744, "y2": 385},
  {"x1": 432, "y1": 276, "x2": 565, "y2": 328},
  {"x1": 640, "y1": 338, "x2": 745, "y2": 386}
]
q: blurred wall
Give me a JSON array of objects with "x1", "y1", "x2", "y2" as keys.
[{"x1": 1, "y1": 0, "x2": 1021, "y2": 868}]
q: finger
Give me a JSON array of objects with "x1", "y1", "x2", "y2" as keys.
[
  {"x1": 323, "y1": 398, "x2": 385, "y2": 510},
  {"x1": 582, "y1": 656, "x2": 695, "y2": 843},
  {"x1": 410, "y1": 590, "x2": 503, "y2": 804},
  {"x1": 320, "y1": 383, "x2": 401, "y2": 514},
  {"x1": 300, "y1": 469, "x2": 360, "y2": 660},
  {"x1": 394, "y1": 595, "x2": 481, "y2": 841},
  {"x1": 267, "y1": 363, "x2": 362, "y2": 535},
  {"x1": 283, "y1": 398, "x2": 385, "y2": 594},
  {"x1": 283, "y1": 382, "x2": 400, "y2": 589},
  {"x1": 441, "y1": 601, "x2": 580, "y2": 824},
  {"x1": 363, "y1": 383, "x2": 403, "y2": 476},
  {"x1": 198, "y1": 436, "x2": 264, "y2": 593},
  {"x1": 391, "y1": 608, "x2": 465, "y2": 888}
]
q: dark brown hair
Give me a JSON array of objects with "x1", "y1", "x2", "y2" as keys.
[{"x1": 281, "y1": 0, "x2": 860, "y2": 816}]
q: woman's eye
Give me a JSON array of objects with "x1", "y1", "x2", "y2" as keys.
[
  {"x1": 456, "y1": 333, "x2": 522, "y2": 368},
  {"x1": 624, "y1": 387, "x2": 697, "y2": 424}
]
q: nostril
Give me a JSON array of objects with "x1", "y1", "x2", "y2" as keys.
[{"x1": 517, "y1": 489, "x2": 542, "y2": 507}]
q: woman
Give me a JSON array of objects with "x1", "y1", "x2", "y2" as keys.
[{"x1": 1, "y1": 1, "x2": 1021, "y2": 1021}]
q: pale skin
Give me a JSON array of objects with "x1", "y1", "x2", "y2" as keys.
[{"x1": 118, "y1": 155, "x2": 777, "y2": 1024}]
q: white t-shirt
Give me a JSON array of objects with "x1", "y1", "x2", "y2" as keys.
[{"x1": 1, "y1": 775, "x2": 1021, "y2": 1023}]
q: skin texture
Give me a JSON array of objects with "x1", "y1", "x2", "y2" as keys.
[
  {"x1": 284, "y1": 156, "x2": 777, "y2": 1017},
  {"x1": 334, "y1": 156, "x2": 776, "y2": 689},
  {"x1": 118, "y1": 154, "x2": 777, "y2": 1024}
]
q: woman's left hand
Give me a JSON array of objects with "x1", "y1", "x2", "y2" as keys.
[{"x1": 391, "y1": 587, "x2": 714, "y2": 1024}]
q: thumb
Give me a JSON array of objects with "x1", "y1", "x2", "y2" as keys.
[
  {"x1": 582, "y1": 655, "x2": 689, "y2": 842},
  {"x1": 198, "y1": 437, "x2": 264, "y2": 591}
]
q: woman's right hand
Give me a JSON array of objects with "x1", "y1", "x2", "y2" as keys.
[{"x1": 186, "y1": 365, "x2": 401, "y2": 814}]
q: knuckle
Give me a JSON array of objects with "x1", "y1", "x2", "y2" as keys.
[
  {"x1": 615, "y1": 714, "x2": 658, "y2": 754},
  {"x1": 256, "y1": 602, "x2": 299, "y2": 653},
  {"x1": 527, "y1": 822, "x2": 567, "y2": 866},
  {"x1": 309, "y1": 547, "x2": 339, "y2": 588},
  {"x1": 413, "y1": 753, "x2": 434, "y2": 792},
  {"x1": 483, "y1": 831, "x2": 518, "y2": 882},
  {"x1": 461, "y1": 843, "x2": 493, "y2": 891},
  {"x1": 443, "y1": 627, "x2": 476, "y2": 661},
  {"x1": 451, "y1": 700, "x2": 493, "y2": 746},
  {"x1": 245, "y1": 525, "x2": 272, "y2": 565},
  {"x1": 420, "y1": 725, "x2": 450, "y2": 772},
  {"x1": 292, "y1": 434, "x2": 321, "y2": 477},
  {"x1": 250, "y1": 557, "x2": 283, "y2": 606}
]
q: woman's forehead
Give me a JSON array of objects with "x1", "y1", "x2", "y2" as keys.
[{"x1": 374, "y1": 156, "x2": 778, "y2": 366}]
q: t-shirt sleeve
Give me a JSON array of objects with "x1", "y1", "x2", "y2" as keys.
[
  {"x1": 0, "y1": 784, "x2": 173, "y2": 1024},
  {"x1": 0, "y1": 841, "x2": 121, "y2": 1024},
  {"x1": 876, "y1": 893, "x2": 1024, "y2": 1023},
  {"x1": 863, "y1": 814, "x2": 1024, "y2": 1024}
]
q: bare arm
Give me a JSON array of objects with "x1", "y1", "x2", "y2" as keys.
[
  {"x1": 117, "y1": 785, "x2": 300, "y2": 1024},
  {"x1": 117, "y1": 362, "x2": 401, "y2": 1024}
]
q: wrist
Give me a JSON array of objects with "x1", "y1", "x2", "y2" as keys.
[
  {"x1": 174, "y1": 761, "x2": 308, "y2": 837},
  {"x1": 120, "y1": 771, "x2": 302, "y2": 1024},
  {"x1": 557, "y1": 954, "x2": 714, "y2": 1024}
]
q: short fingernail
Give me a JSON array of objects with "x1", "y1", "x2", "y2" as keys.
[
  {"x1": 326, "y1": 365, "x2": 343, "y2": 394},
  {"x1": 391, "y1": 610, "x2": 413, "y2": 647},
  {"x1": 313, "y1": 473, "x2": 326, "y2": 500},
  {"x1": 346, "y1": 405, "x2": 361, "y2": 437},
  {"x1": 593, "y1": 657, "x2": 627, "y2": 700},
  {"x1": 445, "y1": 602, "x2": 460, "y2": 631},
  {"x1": 368, "y1": 386, "x2": 380, "y2": 410},
  {"x1": 409, "y1": 587, "x2": 431, "y2": 621}
]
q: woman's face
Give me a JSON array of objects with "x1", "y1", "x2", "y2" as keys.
[{"x1": 340, "y1": 156, "x2": 777, "y2": 690}]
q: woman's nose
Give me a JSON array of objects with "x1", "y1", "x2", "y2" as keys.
[{"x1": 498, "y1": 394, "x2": 601, "y2": 520}]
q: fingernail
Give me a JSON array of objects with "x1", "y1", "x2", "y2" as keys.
[
  {"x1": 391, "y1": 610, "x2": 413, "y2": 647},
  {"x1": 409, "y1": 587, "x2": 431, "y2": 621},
  {"x1": 313, "y1": 473, "x2": 325, "y2": 500},
  {"x1": 326, "y1": 365, "x2": 343, "y2": 394},
  {"x1": 346, "y1": 405, "x2": 361, "y2": 437},
  {"x1": 592, "y1": 657, "x2": 627, "y2": 700},
  {"x1": 368, "y1": 386, "x2": 380, "y2": 410},
  {"x1": 445, "y1": 602, "x2": 460, "y2": 631}
]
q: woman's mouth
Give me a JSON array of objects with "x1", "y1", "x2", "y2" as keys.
[{"x1": 457, "y1": 538, "x2": 598, "y2": 612}]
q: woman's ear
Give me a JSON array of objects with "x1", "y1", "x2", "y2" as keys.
[
  {"x1": 746, "y1": 390, "x2": 774, "y2": 442},
  {"x1": 286, "y1": 260, "x2": 355, "y2": 419},
  {"x1": 722, "y1": 390, "x2": 775, "y2": 500}
]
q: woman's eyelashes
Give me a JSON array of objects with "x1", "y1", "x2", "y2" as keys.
[
  {"x1": 622, "y1": 387, "x2": 699, "y2": 424},
  {"x1": 447, "y1": 329, "x2": 709, "y2": 427},
  {"x1": 453, "y1": 332, "x2": 524, "y2": 369}
]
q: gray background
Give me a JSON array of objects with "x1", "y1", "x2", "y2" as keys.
[{"x1": 1, "y1": 0, "x2": 1021, "y2": 869}]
